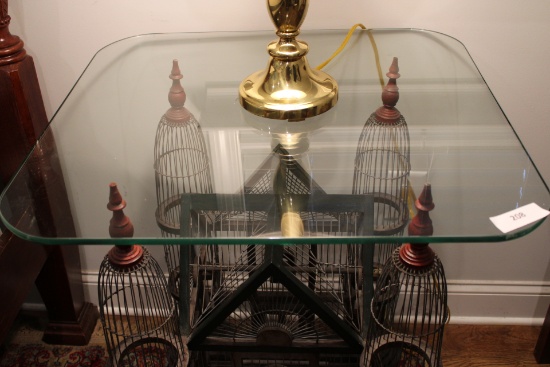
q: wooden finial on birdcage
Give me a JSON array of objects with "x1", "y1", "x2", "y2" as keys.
[
  {"x1": 375, "y1": 57, "x2": 401, "y2": 123},
  {"x1": 106, "y1": 182, "x2": 143, "y2": 267},
  {"x1": 399, "y1": 183, "x2": 435, "y2": 268},
  {"x1": 165, "y1": 59, "x2": 191, "y2": 122},
  {"x1": 408, "y1": 183, "x2": 435, "y2": 236},
  {"x1": 107, "y1": 182, "x2": 133, "y2": 237}
]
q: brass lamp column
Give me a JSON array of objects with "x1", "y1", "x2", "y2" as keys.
[{"x1": 239, "y1": 0, "x2": 338, "y2": 121}]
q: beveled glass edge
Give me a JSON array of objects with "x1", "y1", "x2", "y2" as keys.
[{"x1": 2, "y1": 217, "x2": 545, "y2": 246}]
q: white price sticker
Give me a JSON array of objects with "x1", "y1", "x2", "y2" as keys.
[{"x1": 490, "y1": 203, "x2": 550, "y2": 233}]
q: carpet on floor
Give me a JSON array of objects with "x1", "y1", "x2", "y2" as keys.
[
  {"x1": 0, "y1": 315, "x2": 109, "y2": 367},
  {"x1": 0, "y1": 314, "x2": 187, "y2": 367},
  {"x1": 0, "y1": 343, "x2": 108, "y2": 367}
]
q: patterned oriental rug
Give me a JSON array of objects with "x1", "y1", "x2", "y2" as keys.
[
  {"x1": 0, "y1": 344, "x2": 108, "y2": 367},
  {"x1": 0, "y1": 315, "x2": 109, "y2": 367},
  {"x1": 0, "y1": 314, "x2": 187, "y2": 367}
]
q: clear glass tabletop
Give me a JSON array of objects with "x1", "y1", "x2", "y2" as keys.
[{"x1": 1, "y1": 28, "x2": 549, "y2": 245}]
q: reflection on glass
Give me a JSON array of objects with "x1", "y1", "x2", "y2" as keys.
[
  {"x1": 153, "y1": 60, "x2": 213, "y2": 277},
  {"x1": 353, "y1": 58, "x2": 411, "y2": 272}
]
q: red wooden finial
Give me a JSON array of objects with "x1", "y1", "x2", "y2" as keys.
[
  {"x1": 0, "y1": 0, "x2": 27, "y2": 66},
  {"x1": 106, "y1": 182, "x2": 143, "y2": 267},
  {"x1": 165, "y1": 59, "x2": 191, "y2": 122},
  {"x1": 375, "y1": 57, "x2": 402, "y2": 123},
  {"x1": 399, "y1": 183, "x2": 436, "y2": 268},
  {"x1": 107, "y1": 182, "x2": 134, "y2": 238},
  {"x1": 168, "y1": 59, "x2": 185, "y2": 108},
  {"x1": 386, "y1": 57, "x2": 400, "y2": 79},
  {"x1": 408, "y1": 183, "x2": 435, "y2": 236},
  {"x1": 0, "y1": 0, "x2": 8, "y2": 20}
]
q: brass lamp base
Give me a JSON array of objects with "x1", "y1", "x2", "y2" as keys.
[{"x1": 239, "y1": 0, "x2": 338, "y2": 121}]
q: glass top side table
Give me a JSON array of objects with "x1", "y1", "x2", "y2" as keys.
[{"x1": 1, "y1": 29, "x2": 549, "y2": 245}]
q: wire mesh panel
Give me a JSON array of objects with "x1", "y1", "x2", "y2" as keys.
[
  {"x1": 153, "y1": 60, "x2": 213, "y2": 287},
  {"x1": 352, "y1": 58, "x2": 411, "y2": 273},
  {"x1": 195, "y1": 245, "x2": 361, "y2": 335},
  {"x1": 180, "y1": 193, "x2": 373, "y2": 366}
]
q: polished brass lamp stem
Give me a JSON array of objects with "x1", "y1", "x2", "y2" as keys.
[{"x1": 239, "y1": 0, "x2": 338, "y2": 121}]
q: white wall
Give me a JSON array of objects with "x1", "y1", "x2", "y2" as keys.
[{"x1": 9, "y1": 0, "x2": 550, "y2": 324}]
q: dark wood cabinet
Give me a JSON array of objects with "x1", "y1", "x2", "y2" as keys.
[{"x1": 0, "y1": 0, "x2": 98, "y2": 345}]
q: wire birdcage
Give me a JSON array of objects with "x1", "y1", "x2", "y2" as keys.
[
  {"x1": 362, "y1": 184, "x2": 448, "y2": 367},
  {"x1": 98, "y1": 183, "x2": 186, "y2": 367},
  {"x1": 154, "y1": 59, "x2": 213, "y2": 287},
  {"x1": 181, "y1": 147, "x2": 373, "y2": 366},
  {"x1": 184, "y1": 199, "x2": 369, "y2": 366},
  {"x1": 353, "y1": 57, "x2": 411, "y2": 275}
]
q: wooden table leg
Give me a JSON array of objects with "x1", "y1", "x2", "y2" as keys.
[
  {"x1": 35, "y1": 246, "x2": 99, "y2": 345},
  {"x1": 0, "y1": 231, "x2": 48, "y2": 344},
  {"x1": 0, "y1": 1, "x2": 98, "y2": 346},
  {"x1": 535, "y1": 304, "x2": 550, "y2": 363}
]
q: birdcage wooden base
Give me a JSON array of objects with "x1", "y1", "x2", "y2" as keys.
[{"x1": 188, "y1": 349, "x2": 361, "y2": 367}]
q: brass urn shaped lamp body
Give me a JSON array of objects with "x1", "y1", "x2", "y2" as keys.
[{"x1": 239, "y1": 0, "x2": 338, "y2": 120}]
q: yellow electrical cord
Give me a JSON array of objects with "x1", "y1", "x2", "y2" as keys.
[
  {"x1": 315, "y1": 23, "x2": 366, "y2": 70},
  {"x1": 316, "y1": 23, "x2": 385, "y2": 90}
]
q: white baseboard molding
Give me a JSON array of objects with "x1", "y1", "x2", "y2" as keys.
[
  {"x1": 449, "y1": 316, "x2": 544, "y2": 326},
  {"x1": 445, "y1": 280, "x2": 550, "y2": 326},
  {"x1": 21, "y1": 274, "x2": 550, "y2": 327}
]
